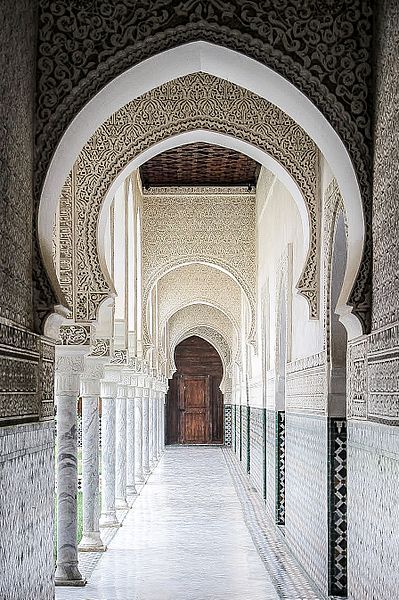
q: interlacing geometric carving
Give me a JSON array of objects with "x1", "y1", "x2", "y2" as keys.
[{"x1": 57, "y1": 73, "x2": 319, "y2": 324}]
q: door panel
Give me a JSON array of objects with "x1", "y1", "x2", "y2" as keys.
[{"x1": 180, "y1": 376, "x2": 210, "y2": 443}]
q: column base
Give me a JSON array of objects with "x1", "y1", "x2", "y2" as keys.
[
  {"x1": 55, "y1": 564, "x2": 86, "y2": 586},
  {"x1": 55, "y1": 578, "x2": 87, "y2": 587},
  {"x1": 78, "y1": 532, "x2": 107, "y2": 552},
  {"x1": 115, "y1": 497, "x2": 129, "y2": 509},
  {"x1": 100, "y1": 512, "x2": 121, "y2": 528},
  {"x1": 126, "y1": 484, "x2": 137, "y2": 496}
]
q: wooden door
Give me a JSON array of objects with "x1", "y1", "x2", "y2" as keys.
[{"x1": 179, "y1": 375, "x2": 210, "y2": 443}]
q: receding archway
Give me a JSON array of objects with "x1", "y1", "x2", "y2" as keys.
[{"x1": 166, "y1": 336, "x2": 224, "y2": 445}]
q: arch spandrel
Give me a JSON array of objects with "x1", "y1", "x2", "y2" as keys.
[{"x1": 57, "y1": 72, "x2": 320, "y2": 325}]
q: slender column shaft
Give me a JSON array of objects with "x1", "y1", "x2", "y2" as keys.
[
  {"x1": 100, "y1": 381, "x2": 119, "y2": 527},
  {"x1": 115, "y1": 388, "x2": 128, "y2": 509},
  {"x1": 79, "y1": 385, "x2": 105, "y2": 552},
  {"x1": 126, "y1": 388, "x2": 137, "y2": 498},
  {"x1": 161, "y1": 394, "x2": 165, "y2": 452},
  {"x1": 148, "y1": 392, "x2": 153, "y2": 467},
  {"x1": 158, "y1": 393, "x2": 163, "y2": 457},
  {"x1": 55, "y1": 362, "x2": 86, "y2": 586},
  {"x1": 142, "y1": 392, "x2": 150, "y2": 474},
  {"x1": 135, "y1": 393, "x2": 144, "y2": 482},
  {"x1": 149, "y1": 392, "x2": 155, "y2": 467},
  {"x1": 154, "y1": 391, "x2": 161, "y2": 461},
  {"x1": 153, "y1": 388, "x2": 158, "y2": 464}
]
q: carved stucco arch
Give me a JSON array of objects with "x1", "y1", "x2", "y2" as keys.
[
  {"x1": 146, "y1": 261, "x2": 248, "y2": 350},
  {"x1": 38, "y1": 42, "x2": 368, "y2": 338},
  {"x1": 50, "y1": 72, "x2": 320, "y2": 331}
]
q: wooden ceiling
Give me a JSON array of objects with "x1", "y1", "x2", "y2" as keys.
[{"x1": 140, "y1": 142, "x2": 260, "y2": 188}]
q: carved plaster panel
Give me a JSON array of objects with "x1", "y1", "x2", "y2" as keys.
[
  {"x1": 57, "y1": 73, "x2": 319, "y2": 325},
  {"x1": 33, "y1": 1, "x2": 373, "y2": 335},
  {"x1": 322, "y1": 178, "x2": 348, "y2": 357},
  {"x1": 156, "y1": 263, "x2": 242, "y2": 333}
]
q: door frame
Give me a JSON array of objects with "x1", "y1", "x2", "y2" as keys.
[{"x1": 178, "y1": 374, "x2": 211, "y2": 444}]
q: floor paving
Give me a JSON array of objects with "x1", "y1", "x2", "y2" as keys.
[{"x1": 56, "y1": 446, "x2": 280, "y2": 600}]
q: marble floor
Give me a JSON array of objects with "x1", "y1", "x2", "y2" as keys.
[{"x1": 56, "y1": 446, "x2": 281, "y2": 600}]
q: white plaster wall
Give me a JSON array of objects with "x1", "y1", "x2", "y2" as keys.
[{"x1": 257, "y1": 169, "x2": 324, "y2": 370}]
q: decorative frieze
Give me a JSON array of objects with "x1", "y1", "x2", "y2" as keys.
[
  {"x1": 347, "y1": 338, "x2": 368, "y2": 420},
  {"x1": 59, "y1": 324, "x2": 90, "y2": 345}
]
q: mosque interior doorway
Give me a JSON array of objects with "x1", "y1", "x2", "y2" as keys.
[{"x1": 166, "y1": 336, "x2": 224, "y2": 445}]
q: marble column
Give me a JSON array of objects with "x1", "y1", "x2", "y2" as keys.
[
  {"x1": 134, "y1": 389, "x2": 145, "y2": 483},
  {"x1": 142, "y1": 387, "x2": 151, "y2": 475},
  {"x1": 55, "y1": 351, "x2": 86, "y2": 586},
  {"x1": 149, "y1": 384, "x2": 156, "y2": 468},
  {"x1": 126, "y1": 382, "x2": 137, "y2": 501},
  {"x1": 157, "y1": 390, "x2": 163, "y2": 458},
  {"x1": 115, "y1": 382, "x2": 128, "y2": 509},
  {"x1": 154, "y1": 387, "x2": 160, "y2": 461},
  {"x1": 78, "y1": 361, "x2": 106, "y2": 552},
  {"x1": 100, "y1": 377, "x2": 120, "y2": 527}
]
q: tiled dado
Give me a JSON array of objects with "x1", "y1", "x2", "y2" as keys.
[
  {"x1": 240, "y1": 405, "x2": 250, "y2": 473},
  {"x1": 285, "y1": 413, "x2": 329, "y2": 595},
  {"x1": 0, "y1": 422, "x2": 55, "y2": 600},
  {"x1": 249, "y1": 407, "x2": 266, "y2": 498},
  {"x1": 265, "y1": 409, "x2": 277, "y2": 517},
  {"x1": 0, "y1": 321, "x2": 55, "y2": 424},
  {"x1": 347, "y1": 420, "x2": 399, "y2": 600},
  {"x1": 223, "y1": 404, "x2": 232, "y2": 446}
]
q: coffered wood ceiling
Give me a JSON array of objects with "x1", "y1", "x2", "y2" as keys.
[{"x1": 140, "y1": 142, "x2": 260, "y2": 188}]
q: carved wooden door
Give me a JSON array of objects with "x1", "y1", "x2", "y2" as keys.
[{"x1": 179, "y1": 375, "x2": 211, "y2": 443}]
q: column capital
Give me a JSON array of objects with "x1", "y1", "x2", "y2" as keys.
[
  {"x1": 80, "y1": 356, "x2": 105, "y2": 396},
  {"x1": 100, "y1": 379, "x2": 117, "y2": 399},
  {"x1": 55, "y1": 347, "x2": 86, "y2": 396},
  {"x1": 116, "y1": 382, "x2": 128, "y2": 399},
  {"x1": 133, "y1": 386, "x2": 143, "y2": 398}
]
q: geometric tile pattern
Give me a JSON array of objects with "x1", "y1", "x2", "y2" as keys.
[
  {"x1": 223, "y1": 447, "x2": 321, "y2": 599},
  {"x1": 265, "y1": 409, "x2": 277, "y2": 517},
  {"x1": 276, "y1": 411, "x2": 286, "y2": 525},
  {"x1": 224, "y1": 404, "x2": 233, "y2": 446},
  {"x1": 347, "y1": 420, "x2": 399, "y2": 600},
  {"x1": 328, "y1": 418, "x2": 347, "y2": 597},
  {"x1": 249, "y1": 407, "x2": 265, "y2": 498},
  {"x1": 231, "y1": 405, "x2": 237, "y2": 452},
  {"x1": 241, "y1": 405, "x2": 250, "y2": 473},
  {"x1": 285, "y1": 413, "x2": 329, "y2": 595}
]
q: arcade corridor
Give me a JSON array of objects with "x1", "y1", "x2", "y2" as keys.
[{"x1": 56, "y1": 446, "x2": 317, "y2": 600}]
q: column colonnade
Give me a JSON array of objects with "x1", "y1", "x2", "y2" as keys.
[{"x1": 55, "y1": 348, "x2": 166, "y2": 585}]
